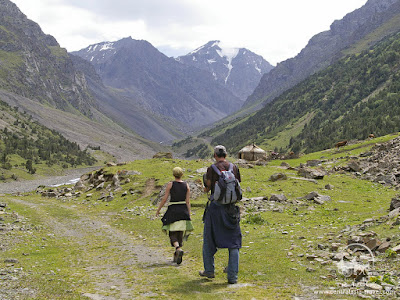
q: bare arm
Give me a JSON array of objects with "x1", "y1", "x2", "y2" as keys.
[
  {"x1": 155, "y1": 181, "x2": 172, "y2": 217},
  {"x1": 204, "y1": 179, "x2": 211, "y2": 193}
]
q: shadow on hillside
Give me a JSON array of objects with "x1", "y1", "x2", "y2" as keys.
[
  {"x1": 170, "y1": 279, "x2": 228, "y2": 295},
  {"x1": 140, "y1": 262, "x2": 175, "y2": 269}
]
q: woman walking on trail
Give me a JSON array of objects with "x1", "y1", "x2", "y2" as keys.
[{"x1": 155, "y1": 167, "x2": 194, "y2": 264}]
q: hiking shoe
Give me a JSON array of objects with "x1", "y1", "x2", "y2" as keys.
[
  {"x1": 199, "y1": 270, "x2": 215, "y2": 278},
  {"x1": 173, "y1": 251, "x2": 178, "y2": 263},
  {"x1": 176, "y1": 249, "x2": 184, "y2": 265},
  {"x1": 228, "y1": 280, "x2": 237, "y2": 284}
]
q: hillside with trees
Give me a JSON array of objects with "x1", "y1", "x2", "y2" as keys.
[
  {"x1": 207, "y1": 31, "x2": 400, "y2": 154},
  {"x1": 0, "y1": 100, "x2": 96, "y2": 181}
]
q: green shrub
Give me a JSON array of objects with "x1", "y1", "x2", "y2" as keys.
[{"x1": 244, "y1": 213, "x2": 267, "y2": 225}]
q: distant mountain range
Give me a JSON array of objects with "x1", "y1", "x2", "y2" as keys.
[
  {"x1": 72, "y1": 37, "x2": 272, "y2": 142},
  {"x1": 176, "y1": 40, "x2": 273, "y2": 101},
  {"x1": 0, "y1": 0, "x2": 273, "y2": 149},
  {"x1": 73, "y1": 37, "x2": 244, "y2": 137}
]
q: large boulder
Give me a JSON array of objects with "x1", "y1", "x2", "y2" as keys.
[
  {"x1": 270, "y1": 173, "x2": 287, "y2": 182},
  {"x1": 298, "y1": 166, "x2": 326, "y2": 180},
  {"x1": 389, "y1": 195, "x2": 400, "y2": 211},
  {"x1": 269, "y1": 194, "x2": 288, "y2": 202}
]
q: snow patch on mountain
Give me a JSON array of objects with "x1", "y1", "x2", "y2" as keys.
[
  {"x1": 215, "y1": 42, "x2": 239, "y2": 84},
  {"x1": 100, "y1": 42, "x2": 115, "y2": 51}
]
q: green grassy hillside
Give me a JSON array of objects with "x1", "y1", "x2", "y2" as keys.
[{"x1": 1, "y1": 133, "x2": 400, "y2": 299}]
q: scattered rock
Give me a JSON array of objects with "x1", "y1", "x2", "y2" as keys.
[
  {"x1": 388, "y1": 208, "x2": 400, "y2": 219},
  {"x1": 280, "y1": 162, "x2": 290, "y2": 168},
  {"x1": 74, "y1": 180, "x2": 86, "y2": 191},
  {"x1": 298, "y1": 166, "x2": 326, "y2": 180},
  {"x1": 270, "y1": 173, "x2": 287, "y2": 182},
  {"x1": 330, "y1": 243, "x2": 341, "y2": 252},
  {"x1": 391, "y1": 244, "x2": 400, "y2": 253},
  {"x1": 363, "y1": 218, "x2": 375, "y2": 224},
  {"x1": 347, "y1": 160, "x2": 362, "y2": 172},
  {"x1": 152, "y1": 152, "x2": 173, "y2": 159},
  {"x1": 306, "y1": 160, "x2": 322, "y2": 167},
  {"x1": 365, "y1": 239, "x2": 381, "y2": 251},
  {"x1": 306, "y1": 267, "x2": 316, "y2": 272},
  {"x1": 196, "y1": 167, "x2": 208, "y2": 174},
  {"x1": 376, "y1": 241, "x2": 391, "y2": 252},
  {"x1": 270, "y1": 194, "x2": 287, "y2": 202},
  {"x1": 325, "y1": 184, "x2": 334, "y2": 190},
  {"x1": 366, "y1": 283, "x2": 383, "y2": 290},
  {"x1": 304, "y1": 191, "x2": 319, "y2": 200},
  {"x1": 390, "y1": 196, "x2": 400, "y2": 211}
]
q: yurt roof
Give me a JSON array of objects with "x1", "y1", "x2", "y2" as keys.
[{"x1": 239, "y1": 144, "x2": 266, "y2": 153}]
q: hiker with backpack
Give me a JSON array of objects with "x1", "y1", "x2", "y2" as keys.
[
  {"x1": 156, "y1": 167, "x2": 194, "y2": 265},
  {"x1": 199, "y1": 145, "x2": 242, "y2": 284}
]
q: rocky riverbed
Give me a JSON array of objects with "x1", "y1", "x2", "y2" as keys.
[{"x1": 0, "y1": 166, "x2": 100, "y2": 195}]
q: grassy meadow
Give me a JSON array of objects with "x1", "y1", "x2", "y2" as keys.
[{"x1": 1, "y1": 134, "x2": 400, "y2": 299}]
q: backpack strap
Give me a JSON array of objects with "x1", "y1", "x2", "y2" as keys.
[
  {"x1": 228, "y1": 163, "x2": 234, "y2": 172},
  {"x1": 211, "y1": 164, "x2": 222, "y2": 176}
]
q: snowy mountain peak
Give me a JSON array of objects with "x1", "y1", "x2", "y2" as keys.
[
  {"x1": 177, "y1": 41, "x2": 274, "y2": 100},
  {"x1": 72, "y1": 37, "x2": 156, "y2": 64}
]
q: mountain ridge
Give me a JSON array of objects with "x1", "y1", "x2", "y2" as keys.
[
  {"x1": 244, "y1": 0, "x2": 400, "y2": 109},
  {"x1": 176, "y1": 40, "x2": 274, "y2": 101}
]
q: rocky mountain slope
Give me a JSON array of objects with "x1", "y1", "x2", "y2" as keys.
[
  {"x1": 244, "y1": 0, "x2": 400, "y2": 109},
  {"x1": 69, "y1": 55, "x2": 180, "y2": 143},
  {"x1": 0, "y1": 0, "x2": 165, "y2": 159},
  {"x1": 72, "y1": 38, "x2": 243, "y2": 137},
  {"x1": 0, "y1": 89, "x2": 163, "y2": 162},
  {"x1": 176, "y1": 40, "x2": 273, "y2": 101},
  {"x1": 0, "y1": 0, "x2": 94, "y2": 116}
]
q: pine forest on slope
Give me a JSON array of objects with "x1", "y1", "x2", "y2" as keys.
[{"x1": 0, "y1": 100, "x2": 96, "y2": 180}]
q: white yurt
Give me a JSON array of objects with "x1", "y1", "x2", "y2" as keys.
[{"x1": 237, "y1": 143, "x2": 267, "y2": 161}]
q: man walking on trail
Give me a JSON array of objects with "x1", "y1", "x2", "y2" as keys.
[{"x1": 199, "y1": 145, "x2": 242, "y2": 284}]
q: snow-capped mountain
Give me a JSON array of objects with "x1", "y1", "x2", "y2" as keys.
[
  {"x1": 71, "y1": 37, "x2": 243, "y2": 140},
  {"x1": 176, "y1": 41, "x2": 274, "y2": 101}
]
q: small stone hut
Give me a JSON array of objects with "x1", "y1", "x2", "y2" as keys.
[{"x1": 238, "y1": 144, "x2": 267, "y2": 161}]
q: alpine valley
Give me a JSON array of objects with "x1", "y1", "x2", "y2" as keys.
[
  {"x1": 3, "y1": 1, "x2": 400, "y2": 299},
  {"x1": 1, "y1": 0, "x2": 400, "y2": 166}
]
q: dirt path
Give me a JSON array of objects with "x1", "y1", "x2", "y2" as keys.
[{"x1": 6, "y1": 198, "x2": 169, "y2": 300}]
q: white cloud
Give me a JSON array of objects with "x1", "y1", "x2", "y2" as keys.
[{"x1": 12, "y1": 0, "x2": 368, "y2": 64}]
